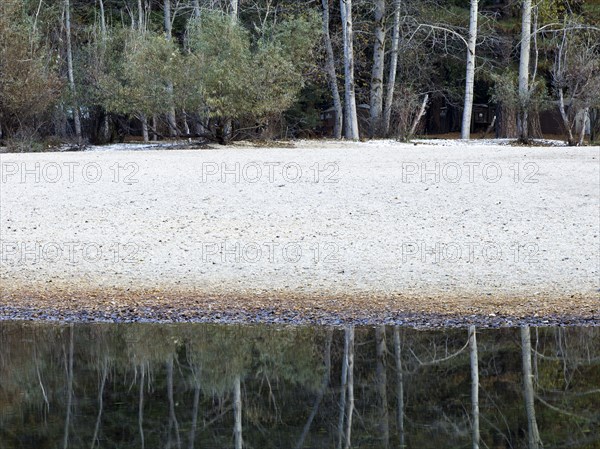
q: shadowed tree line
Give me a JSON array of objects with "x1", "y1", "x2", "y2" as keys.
[{"x1": 0, "y1": 0, "x2": 599, "y2": 149}]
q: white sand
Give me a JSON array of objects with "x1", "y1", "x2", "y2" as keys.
[{"x1": 1, "y1": 140, "x2": 599, "y2": 301}]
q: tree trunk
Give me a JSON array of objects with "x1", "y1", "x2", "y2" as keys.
[
  {"x1": 322, "y1": 0, "x2": 343, "y2": 139},
  {"x1": 344, "y1": 327, "x2": 355, "y2": 449},
  {"x1": 579, "y1": 107, "x2": 589, "y2": 145},
  {"x1": 461, "y1": 0, "x2": 478, "y2": 140},
  {"x1": 409, "y1": 93, "x2": 429, "y2": 138},
  {"x1": 393, "y1": 326, "x2": 405, "y2": 448},
  {"x1": 558, "y1": 88, "x2": 575, "y2": 144},
  {"x1": 518, "y1": 0, "x2": 532, "y2": 142},
  {"x1": 140, "y1": 114, "x2": 149, "y2": 142},
  {"x1": 230, "y1": 0, "x2": 239, "y2": 22},
  {"x1": 369, "y1": 0, "x2": 386, "y2": 137},
  {"x1": 469, "y1": 326, "x2": 480, "y2": 449},
  {"x1": 383, "y1": 0, "x2": 401, "y2": 136},
  {"x1": 233, "y1": 375, "x2": 243, "y2": 449},
  {"x1": 65, "y1": 0, "x2": 82, "y2": 141},
  {"x1": 340, "y1": 0, "x2": 360, "y2": 140},
  {"x1": 521, "y1": 327, "x2": 542, "y2": 449}
]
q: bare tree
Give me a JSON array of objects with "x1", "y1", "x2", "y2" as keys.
[
  {"x1": 369, "y1": 0, "x2": 386, "y2": 137},
  {"x1": 322, "y1": 0, "x2": 343, "y2": 139},
  {"x1": 461, "y1": 0, "x2": 479, "y2": 140},
  {"x1": 340, "y1": 0, "x2": 360, "y2": 140},
  {"x1": 383, "y1": 0, "x2": 401, "y2": 136},
  {"x1": 518, "y1": 0, "x2": 532, "y2": 142}
]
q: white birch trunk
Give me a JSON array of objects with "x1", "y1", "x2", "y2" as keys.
[
  {"x1": 230, "y1": 0, "x2": 239, "y2": 22},
  {"x1": 461, "y1": 0, "x2": 478, "y2": 140},
  {"x1": 521, "y1": 326, "x2": 542, "y2": 449},
  {"x1": 340, "y1": 0, "x2": 360, "y2": 140},
  {"x1": 65, "y1": 0, "x2": 82, "y2": 140},
  {"x1": 469, "y1": 325, "x2": 480, "y2": 449},
  {"x1": 233, "y1": 375, "x2": 243, "y2": 449},
  {"x1": 322, "y1": 0, "x2": 343, "y2": 139},
  {"x1": 383, "y1": 0, "x2": 401, "y2": 136},
  {"x1": 518, "y1": 0, "x2": 532, "y2": 142},
  {"x1": 579, "y1": 107, "x2": 589, "y2": 145},
  {"x1": 369, "y1": 0, "x2": 386, "y2": 137},
  {"x1": 140, "y1": 114, "x2": 149, "y2": 142}
]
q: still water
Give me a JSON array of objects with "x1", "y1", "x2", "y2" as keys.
[{"x1": 0, "y1": 322, "x2": 598, "y2": 448}]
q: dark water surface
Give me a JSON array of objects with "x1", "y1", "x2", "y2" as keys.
[{"x1": 0, "y1": 322, "x2": 598, "y2": 448}]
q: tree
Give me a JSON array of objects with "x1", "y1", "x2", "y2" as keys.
[
  {"x1": 461, "y1": 0, "x2": 479, "y2": 140},
  {"x1": 340, "y1": 0, "x2": 360, "y2": 140}
]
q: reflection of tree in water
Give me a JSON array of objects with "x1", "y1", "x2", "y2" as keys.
[{"x1": 0, "y1": 324, "x2": 599, "y2": 448}]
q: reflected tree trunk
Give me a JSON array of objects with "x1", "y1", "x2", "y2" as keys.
[
  {"x1": 521, "y1": 326, "x2": 542, "y2": 449},
  {"x1": 167, "y1": 358, "x2": 182, "y2": 449},
  {"x1": 139, "y1": 365, "x2": 145, "y2": 449},
  {"x1": 296, "y1": 328, "x2": 333, "y2": 449},
  {"x1": 375, "y1": 326, "x2": 390, "y2": 448},
  {"x1": 337, "y1": 328, "x2": 349, "y2": 449},
  {"x1": 233, "y1": 375, "x2": 243, "y2": 449},
  {"x1": 344, "y1": 326, "x2": 355, "y2": 449},
  {"x1": 91, "y1": 358, "x2": 108, "y2": 449},
  {"x1": 393, "y1": 326, "x2": 406, "y2": 448},
  {"x1": 469, "y1": 325, "x2": 480, "y2": 449},
  {"x1": 63, "y1": 324, "x2": 74, "y2": 449},
  {"x1": 189, "y1": 384, "x2": 201, "y2": 449}
]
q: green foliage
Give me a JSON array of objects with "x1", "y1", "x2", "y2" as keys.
[
  {"x1": 99, "y1": 30, "x2": 183, "y2": 119},
  {"x1": 187, "y1": 11, "x2": 319, "y2": 125}
]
